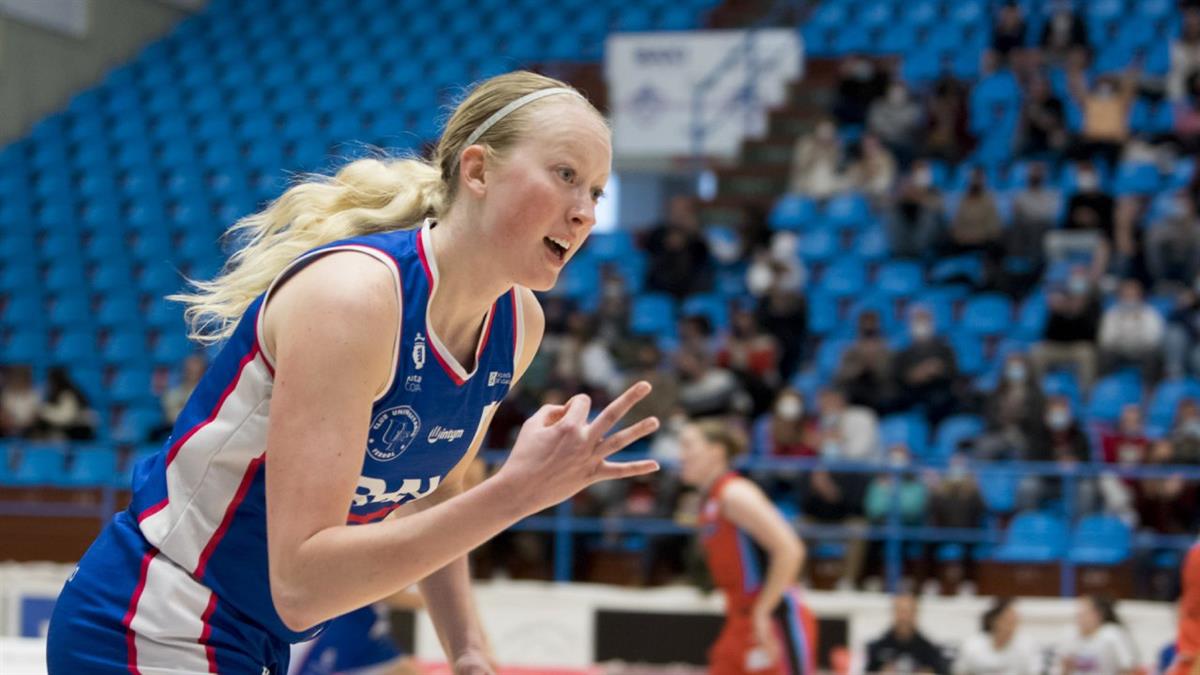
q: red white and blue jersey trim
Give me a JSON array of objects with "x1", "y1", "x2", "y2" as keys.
[{"x1": 127, "y1": 220, "x2": 523, "y2": 643}]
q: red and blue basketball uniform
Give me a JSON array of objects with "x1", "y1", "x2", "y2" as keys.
[
  {"x1": 700, "y1": 473, "x2": 818, "y2": 675},
  {"x1": 48, "y1": 220, "x2": 525, "y2": 673}
]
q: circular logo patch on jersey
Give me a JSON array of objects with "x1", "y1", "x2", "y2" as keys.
[{"x1": 367, "y1": 406, "x2": 421, "y2": 462}]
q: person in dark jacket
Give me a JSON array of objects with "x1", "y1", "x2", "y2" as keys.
[{"x1": 866, "y1": 592, "x2": 950, "y2": 674}]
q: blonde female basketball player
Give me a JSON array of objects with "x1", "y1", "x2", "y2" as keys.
[
  {"x1": 679, "y1": 421, "x2": 818, "y2": 675},
  {"x1": 47, "y1": 71, "x2": 660, "y2": 674}
]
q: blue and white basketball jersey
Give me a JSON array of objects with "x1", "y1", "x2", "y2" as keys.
[
  {"x1": 288, "y1": 604, "x2": 404, "y2": 675},
  {"x1": 127, "y1": 219, "x2": 525, "y2": 643}
]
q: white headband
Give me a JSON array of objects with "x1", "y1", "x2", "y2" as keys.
[{"x1": 464, "y1": 87, "x2": 577, "y2": 147}]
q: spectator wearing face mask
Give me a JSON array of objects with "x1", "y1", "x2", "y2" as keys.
[
  {"x1": 1098, "y1": 278, "x2": 1165, "y2": 382},
  {"x1": 869, "y1": 82, "x2": 924, "y2": 166},
  {"x1": 991, "y1": 3, "x2": 1028, "y2": 67},
  {"x1": 1004, "y1": 163, "x2": 1061, "y2": 295},
  {"x1": 836, "y1": 310, "x2": 897, "y2": 413},
  {"x1": 1136, "y1": 438, "x2": 1199, "y2": 535},
  {"x1": 1147, "y1": 194, "x2": 1200, "y2": 290},
  {"x1": 766, "y1": 389, "x2": 818, "y2": 457},
  {"x1": 1019, "y1": 395, "x2": 1096, "y2": 513},
  {"x1": 1054, "y1": 163, "x2": 1115, "y2": 276},
  {"x1": 1101, "y1": 404, "x2": 1151, "y2": 467},
  {"x1": 1039, "y1": 0, "x2": 1089, "y2": 64},
  {"x1": 1171, "y1": 9, "x2": 1200, "y2": 101},
  {"x1": 977, "y1": 353, "x2": 1045, "y2": 461},
  {"x1": 846, "y1": 133, "x2": 898, "y2": 205},
  {"x1": 717, "y1": 307, "x2": 781, "y2": 417},
  {"x1": 888, "y1": 161, "x2": 948, "y2": 259},
  {"x1": 834, "y1": 56, "x2": 889, "y2": 127},
  {"x1": 1032, "y1": 267, "x2": 1102, "y2": 392},
  {"x1": 1165, "y1": 283, "x2": 1200, "y2": 380},
  {"x1": 895, "y1": 306, "x2": 960, "y2": 425},
  {"x1": 864, "y1": 444, "x2": 927, "y2": 527},
  {"x1": 928, "y1": 454, "x2": 986, "y2": 531}
]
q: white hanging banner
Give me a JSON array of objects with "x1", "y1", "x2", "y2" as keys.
[
  {"x1": 606, "y1": 29, "x2": 804, "y2": 164},
  {"x1": 0, "y1": 0, "x2": 88, "y2": 37}
]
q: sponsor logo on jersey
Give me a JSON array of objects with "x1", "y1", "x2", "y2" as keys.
[
  {"x1": 352, "y1": 474, "x2": 442, "y2": 507},
  {"x1": 366, "y1": 406, "x2": 421, "y2": 462},
  {"x1": 427, "y1": 425, "x2": 465, "y2": 443},
  {"x1": 413, "y1": 333, "x2": 426, "y2": 370},
  {"x1": 487, "y1": 370, "x2": 512, "y2": 387},
  {"x1": 404, "y1": 375, "x2": 422, "y2": 392}
]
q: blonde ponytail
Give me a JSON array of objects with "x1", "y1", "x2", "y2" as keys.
[
  {"x1": 171, "y1": 157, "x2": 444, "y2": 344},
  {"x1": 173, "y1": 69, "x2": 601, "y2": 344}
]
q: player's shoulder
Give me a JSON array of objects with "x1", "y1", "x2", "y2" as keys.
[
  {"x1": 515, "y1": 286, "x2": 544, "y2": 339},
  {"x1": 717, "y1": 475, "x2": 766, "y2": 505}
]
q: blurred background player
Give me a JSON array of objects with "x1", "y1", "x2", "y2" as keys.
[{"x1": 678, "y1": 420, "x2": 816, "y2": 674}]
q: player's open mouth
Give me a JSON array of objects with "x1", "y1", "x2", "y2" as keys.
[{"x1": 544, "y1": 236, "x2": 568, "y2": 262}]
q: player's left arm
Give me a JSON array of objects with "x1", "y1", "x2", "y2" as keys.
[
  {"x1": 393, "y1": 287, "x2": 545, "y2": 671},
  {"x1": 720, "y1": 477, "x2": 805, "y2": 631}
]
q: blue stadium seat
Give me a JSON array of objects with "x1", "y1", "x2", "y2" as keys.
[
  {"x1": 855, "y1": 226, "x2": 890, "y2": 262},
  {"x1": 875, "y1": 261, "x2": 924, "y2": 298},
  {"x1": 112, "y1": 405, "x2": 164, "y2": 444},
  {"x1": 48, "y1": 295, "x2": 91, "y2": 329},
  {"x1": 103, "y1": 331, "x2": 148, "y2": 365},
  {"x1": 1068, "y1": 514, "x2": 1132, "y2": 565},
  {"x1": 976, "y1": 468, "x2": 1019, "y2": 513},
  {"x1": 814, "y1": 338, "x2": 850, "y2": 378},
  {"x1": 807, "y1": 290, "x2": 839, "y2": 336},
  {"x1": 630, "y1": 294, "x2": 677, "y2": 338},
  {"x1": 1087, "y1": 373, "x2": 1143, "y2": 424},
  {"x1": 799, "y1": 230, "x2": 838, "y2": 264},
  {"x1": 933, "y1": 415, "x2": 984, "y2": 463},
  {"x1": 110, "y1": 368, "x2": 155, "y2": 405},
  {"x1": 55, "y1": 329, "x2": 97, "y2": 364},
  {"x1": 880, "y1": 413, "x2": 930, "y2": 455},
  {"x1": 681, "y1": 294, "x2": 729, "y2": 332},
  {"x1": 1015, "y1": 292, "x2": 1048, "y2": 341},
  {"x1": 97, "y1": 296, "x2": 143, "y2": 329},
  {"x1": 992, "y1": 512, "x2": 1067, "y2": 562},
  {"x1": 586, "y1": 231, "x2": 636, "y2": 262},
  {"x1": 1113, "y1": 162, "x2": 1161, "y2": 195},
  {"x1": 961, "y1": 293, "x2": 1013, "y2": 337},
  {"x1": 1043, "y1": 370, "x2": 1084, "y2": 412},
  {"x1": 769, "y1": 195, "x2": 817, "y2": 231},
  {"x1": 825, "y1": 194, "x2": 872, "y2": 231},
  {"x1": 819, "y1": 258, "x2": 867, "y2": 298},
  {"x1": 950, "y1": 333, "x2": 985, "y2": 377},
  {"x1": 12, "y1": 444, "x2": 68, "y2": 487},
  {"x1": 1148, "y1": 379, "x2": 1200, "y2": 429},
  {"x1": 64, "y1": 445, "x2": 119, "y2": 487}
]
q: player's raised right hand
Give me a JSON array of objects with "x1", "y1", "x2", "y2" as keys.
[{"x1": 498, "y1": 381, "x2": 661, "y2": 515}]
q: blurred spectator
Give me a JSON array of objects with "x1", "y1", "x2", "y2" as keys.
[
  {"x1": 0, "y1": 365, "x2": 40, "y2": 437},
  {"x1": 32, "y1": 367, "x2": 96, "y2": 441},
  {"x1": 1065, "y1": 163, "x2": 1117, "y2": 240},
  {"x1": 642, "y1": 195, "x2": 714, "y2": 299},
  {"x1": 953, "y1": 598, "x2": 1040, "y2": 675},
  {"x1": 716, "y1": 306, "x2": 780, "y2": 416},
  {"x1": 745, "y1": 233, "x2": 805, "y2": 298},
  {"x1": 755, "y1": 283, "x2": 808, "y2": 379},
  {"x1": 765, "y1": 389, "x2": 817, "y2": 457},
  {"x1": 1070, "y1": 70, "x2": 1137, "y2": 168},
  {"x1": 1165, "y1": 284, "x2": 1200, "y2": 379},
  {"x1": 1136, "y1": 439, "x2": 1198, "y2": 533},
  {"x1": 869, "y1": 82, "x2": 924, "y2": 166},
  {"x1": 1020, "y1": 75, "x2": 1069, "y2": 159},
  {"x1": 789, "y1": 118, "x2": 844, "y2": 199},
  {"x1": 1019, "y1": 395, "x2": 1094, "y2": 513},
  {"x1": 677, "y1": 314, "x2": 715, "y2": 359},
  {"x1": 1146, "y1": 194, "x2": 1200, "y2": 289},
  {"x1": 865, "y1": 592, "x2": 950, "y2": 675},
  {"x1": 161, "y1": 354, "x2": 206, "y2": 426},
  {"x1": 1059, "y1": 596, "x2": 1139, "y2": 675},
  {"x1": 1098, "y1": 279, "x2": 1165, "y2": 381},
  {"x1": 815, "y1": 387, "x2": 881, "y2": 462},
  {"x1": 624, "y1": 342, "x2": 680, "y2": 430},
  {"x1": 846, "y1": 133, "x2": 898, "y2": 203},
  {"x1": 1176, "y1": 74, "x2": 1200, "y2": 152},
  {"x1": 1170, "y1": 400, "x2": 1200, "y2": 465},
  {"x1": 835, "y1": 309, "x2": 896, "y2": 413},
  {"x1": 864, "y1": 445, "x2": 927, "y2": 526},
  {"x1": 888, "y1": 161, "x2": 948, "y2": 259},
  {"x1": 554, "y1": 311, "x2": 621, "y2": 395},
  {"x1": 925, "y1": 74, "x2": 972, "y2": 163},
  {"x1": 1171, "y1": 9, "x2": 1200, "y2": 101},
  {"x1": 675, "y1": 349, "x2": 747, "y2": 419},
  {"x1": 991, "y1": 3, "x2": 1027, "y2": 66},
  {"x1": 946, "y1": 167, "x2": 1003, "y2": 255},
  {"x1": 894, "y1": 306, "x2": 959, "y2": 424},
  {"x1": 1039, "y1": 1, "x2": 1089, "y2": 64},
  {"x1": 1032, "y1": 267, "x2": 1102, "y2": 391},
  {"x1": 928, "y1": 455, "x2": 986, "y2": 531},
  {"x1": 977, "y1": 353, "x2": 1044, "y2": 461},
  {"x1": 1101, "y1": 404, "x2": 1151, "y2": 466},
  {"x1": 1003, "y1": 162, "x2": 1059, "y2": 293},
  {"x1": 734, "y1": 204, "x2": 772, "y2": 259},
  {"x1": 834, "y1": 55, "x2": 890, "y2": 127}
]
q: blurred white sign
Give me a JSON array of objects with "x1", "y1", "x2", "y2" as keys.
[
  {"x1": 0, "y1": 0, "x2": 87, "y2": 37},
  {"x1": 606, "y1": 29, "x2": 803, "y2": 163}
]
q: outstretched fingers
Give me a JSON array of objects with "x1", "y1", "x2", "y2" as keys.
[
  {"x1": 586, "y1": 381, "x2": 652, "y2": 441},
  {"x1": 596, "y1": 416, "x2": 660, "y2": 458},
  {"x1": 594, "y1": 459, "x2": 660, "y2": 482}
]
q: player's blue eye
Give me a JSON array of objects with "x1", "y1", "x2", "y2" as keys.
[{"x1": 558, "y1": 167, "x2": 575, "y2": 182}]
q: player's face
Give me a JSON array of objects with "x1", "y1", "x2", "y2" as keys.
[
  {"x1": 678, "y1": 425, "x2": 722, "y2": 487},
  {"x1": 482, "y1": 101, "x2": 612, "y2": 291}
]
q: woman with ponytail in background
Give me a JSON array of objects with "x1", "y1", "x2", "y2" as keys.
[
  {"x1": 47, "y1": 71, "x2": 661, "y2": 674},
  {"x1": 952, "y1": 597, "x2": 1039, "y2": 675},
  {"x1": 678, "y1": 420, "x2": 818, "y2": 674}
]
